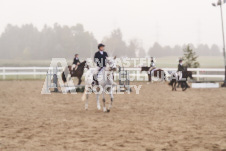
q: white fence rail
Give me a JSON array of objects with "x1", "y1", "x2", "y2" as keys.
[{"x1": 0, "y1": 67, "x2": 225, "y2": 81}]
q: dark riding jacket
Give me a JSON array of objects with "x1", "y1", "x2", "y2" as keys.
[
  {"x1": 73, "y1": 58, "x2": 80, "y2": 65},
  {"x1": 178, "y1": 64, "x2": 185, "y2": 71},
  {"x1": 94, "y1": 51, "x2": 108, "y2": 67},
  {"x1": 150, "y1": 60, "x2": 155, "y2": 67}
]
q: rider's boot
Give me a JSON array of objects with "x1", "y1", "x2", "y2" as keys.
[{"x1": 92, "y1": 74, "x2": 99, "y2": 86}]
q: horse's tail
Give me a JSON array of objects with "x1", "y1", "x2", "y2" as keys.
[{"x1": 62, "y1": 72, "x2": 67, "y2": 83}]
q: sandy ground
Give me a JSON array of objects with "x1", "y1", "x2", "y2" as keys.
[{"x1": 0, "y1": 80, "x2": 226, "y2": 151}]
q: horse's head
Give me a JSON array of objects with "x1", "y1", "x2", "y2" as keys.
[
  {"x1": 79, "y1": 61, "x2": 86, "y2": 66},
  {"x1": 184, "y1": 71, "x2": 193, "y2": 80},
  {"x1": 80, "y1": 59, "x2": 92, "y2": 70},
  {"x1": 106, "y1": 56, "x2": 117, "y2": 71}
]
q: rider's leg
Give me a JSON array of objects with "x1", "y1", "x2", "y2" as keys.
[
  {"x1": 72, "y1": 64, "x2": 75, "y2": 70},
  {"x1": 148, "y1": 67, "x2": 153, "y2": 74},
  {"x1": 71, "y1": 64, "x2": 76, "y2": 74},
  {"x1": 74, "y1": 65, "x2": 78, "y2": 71},
  {"x1": 92, "y1": 67, "x2": 103, "y2": 85}
]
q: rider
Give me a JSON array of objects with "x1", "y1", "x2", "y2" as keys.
[
  {"x1": 178, "y1": 59, "x2": 185, "y2": 72},
  {"x1": 92, "y1": 43, "x2": 108, "y2": 85},
  {"x1": 177, "y1": 59, "x2": 190, "y2": 88},
  {"x1": 177, "y1": 59, "x2": 184, "y2": 80},
  {"x1": 72, "y1": 54, "x2": 80, "y2": 73},
  {"x1": 148, "y1": 57, "x2": 156, "y2": 74}
]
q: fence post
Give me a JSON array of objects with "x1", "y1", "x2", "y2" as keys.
[
  {"x1": 3, "y1": 67, "x2": 5, "y2": 80},
  {"x1": 197, "y1": 70, "x2": 200, "y2": 82},
  {"x1": 33, "y1": 67, "x2": 36, "y2": 79}
]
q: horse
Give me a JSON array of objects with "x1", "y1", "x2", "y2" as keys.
[
  {"x1": 82, "y1": 57, "x2": 117, "y2": 112},
  {"x1": 141, "y1": 66, "x2": 168, "y2": 82},
  {"x1": 61, "y1": 61, "x2": 89, "y2": 85},
  {"x1": 169, "y1": 71, "x2": 193, "y2": 91}
]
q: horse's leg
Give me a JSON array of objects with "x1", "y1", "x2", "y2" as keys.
[
  {"x1": 68, "y1": 73, "x2": 72, "y2": 82},
  {"x1": 102, "y1": 92, "x2": 107, "y2": 112},
  {"x1": 177, "y1": 82, "x2": 180, "y2": 88},
  {"x1": 150, "y1": 75, "x2": 152, "y2": 83},
  {"x1": 82, "y1": 85, "x2": 89, "y2": 110},
  {"x1": 108, "y1": 88, "x2": 113, "y2": 111},
  {"x1": 96, "y1": 93, "x2": 101, "y2": 110},
  {"x1": 78, "y1": 77, "x2": 82, "y2": 85},
  {"x1": 85, "y1": 91, "x2": 89, "y2": 110},
  {"x1": 172, "y1": 81, "x2": 174, "y2": 91},
  {"x1": 186, "y1": 81, "x2": 190, "y2": 88},
  {"x1": 174, "y1": 81, "x2": 177, "y2": 91},
  {"x1": 171, "y1": 81, "x2": 174, "y2": 91},
  {"x1": 182, "y1": 82, "x2": 188, "y2": 91}
]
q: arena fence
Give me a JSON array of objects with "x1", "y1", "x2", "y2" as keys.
[{"x1": 0, "y1": 67, "x2": 225, "y2": 81}]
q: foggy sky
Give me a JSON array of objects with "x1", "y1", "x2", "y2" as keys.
[{"x1": 0, "y1": 0, "x2": 225, "y2": 50}]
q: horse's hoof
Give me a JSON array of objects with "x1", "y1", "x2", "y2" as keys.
[
  {"x1": 107, "y1": 109, "x2": 110, "y2": 112},
  {"x1": 103, "y1": 107, "x2": 107, "y2": 112},
  {"x1": 97, "y1": 105, "x2": 101, "y2": 110}
]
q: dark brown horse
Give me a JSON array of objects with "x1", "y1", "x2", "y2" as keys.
[
  {"x1": 169, "y1": 71, "x2": 193, "y2": 91},
  {"x1": 62, "y1": 61, "x2": 89, "y2": 85},
  {"x1": 141, "y1": 66, "x2": 167, "y2": 82}
]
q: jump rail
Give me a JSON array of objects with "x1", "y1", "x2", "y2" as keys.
[{"x1": 0, "y1": 67, "x2": 225, "y2": 81}]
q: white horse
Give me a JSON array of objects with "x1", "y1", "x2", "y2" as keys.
[{"x1": 82, "y1": 56, "x2": 117, "y2": 112}]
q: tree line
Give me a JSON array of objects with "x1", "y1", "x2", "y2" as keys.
[{"x1": 0, "y1": 23, "x2": 222, "y2": 60}]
